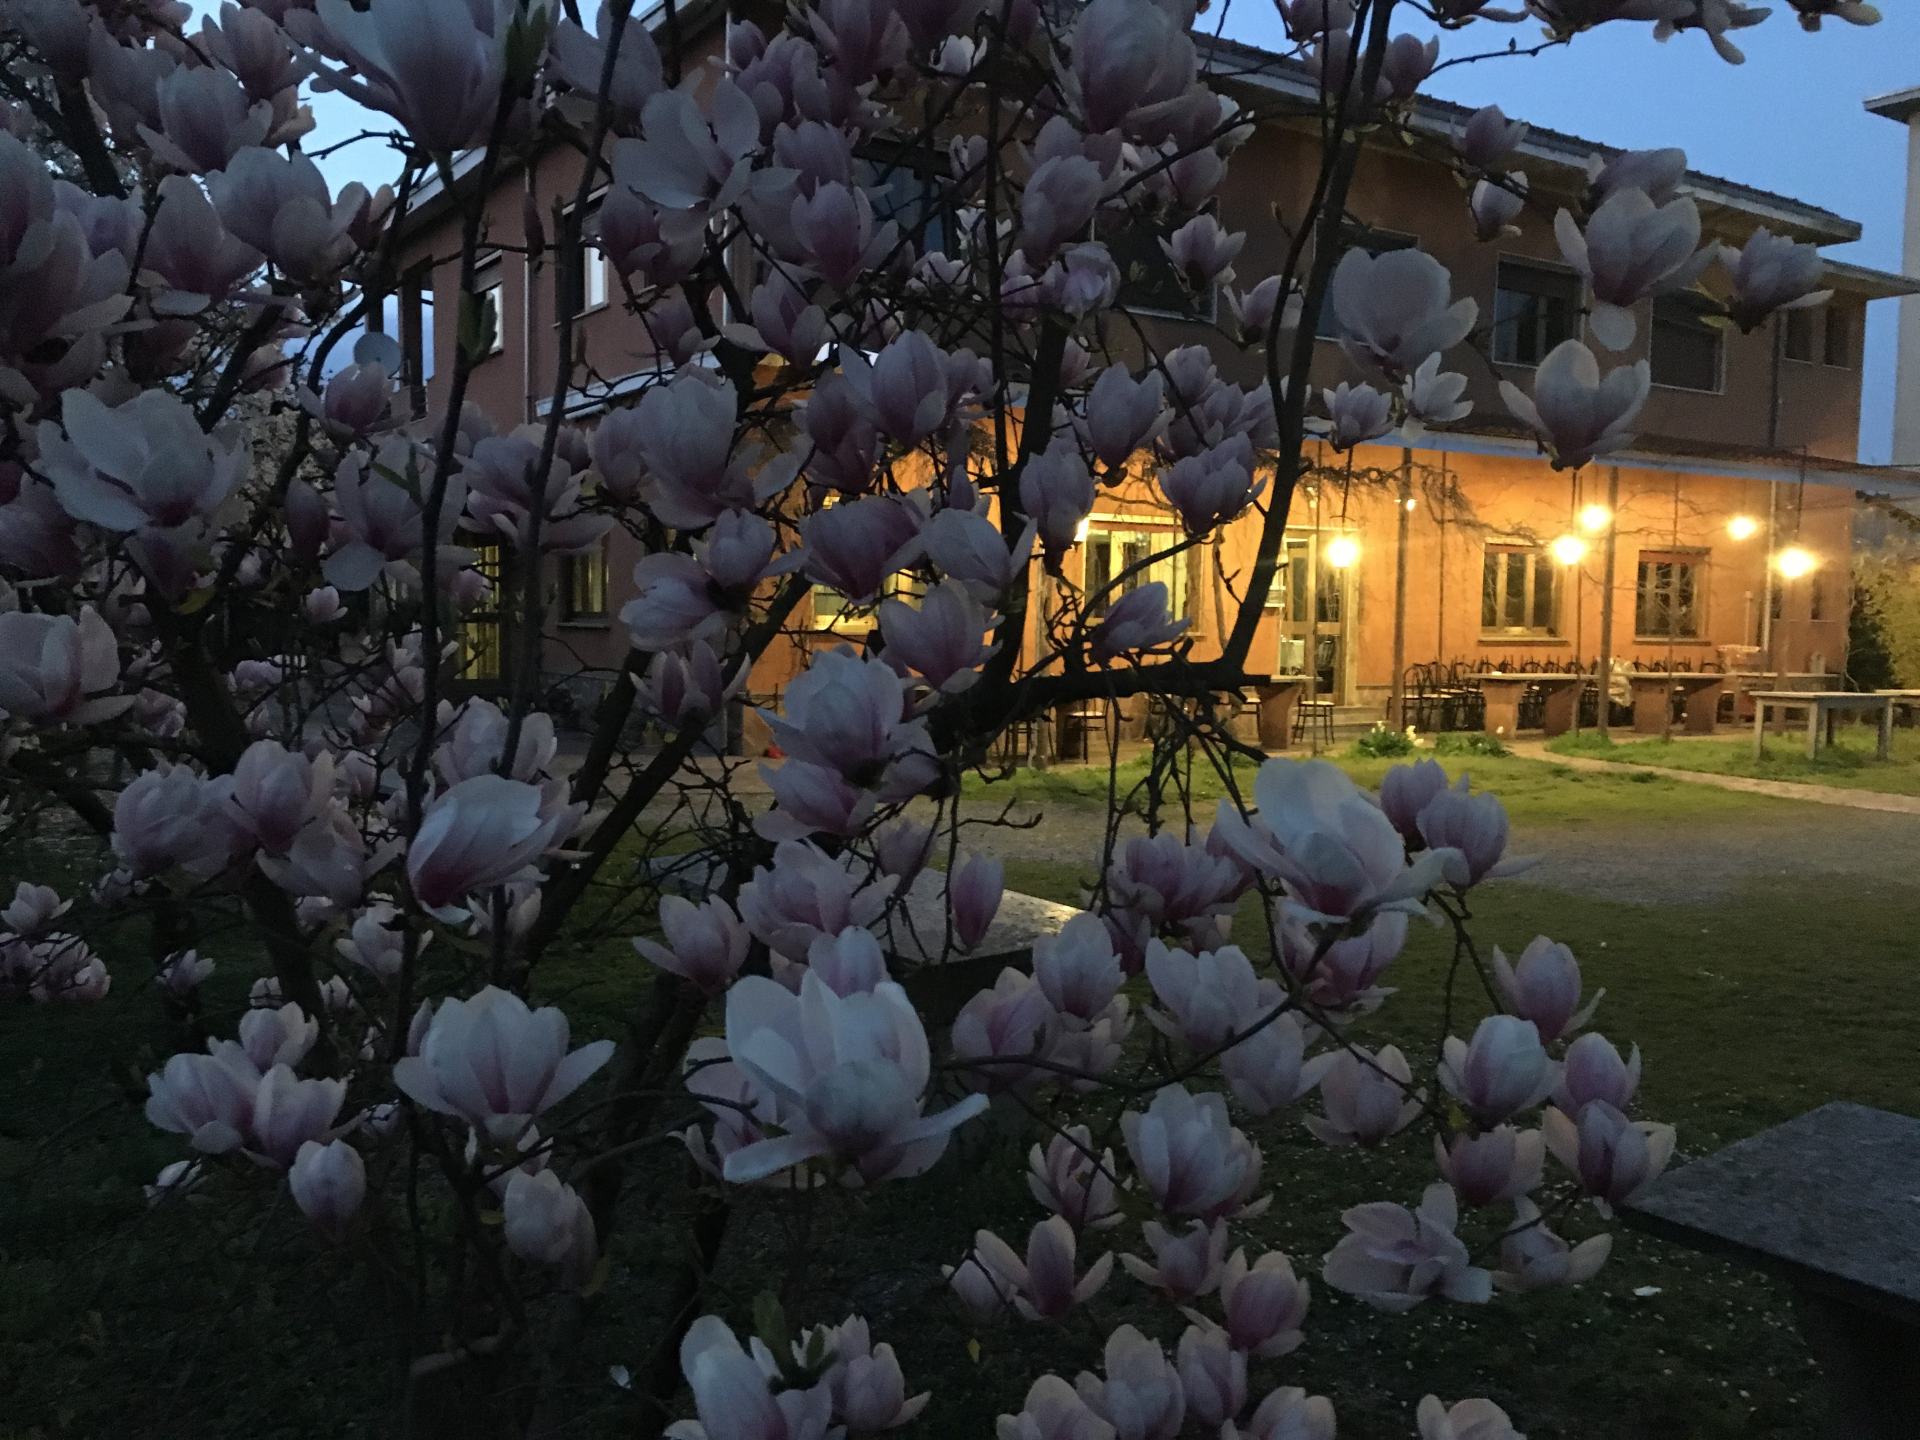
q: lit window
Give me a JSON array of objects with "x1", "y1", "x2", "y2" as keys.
[
  {"x1": 1083, "y1": 524, "x2": 1191, "y2": 619},
  {"x1": 560, "y1": 540, "x2": 609, "y2": 621},
  {"x1": 1492, "y1": 260, "x2": 1580, "y2": 367},
  {"x1": 1635, "y1": 550, "x2": 1705, "y2": 638},
  {"x1": 1481, "y1": 544, "x2": 1560, "y2": 637},
  {"x1": 474, "y1": 253, "x2": 505, "y2": 357}
]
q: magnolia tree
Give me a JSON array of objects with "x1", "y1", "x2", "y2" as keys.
[{"x1": 0, "y1": 0, "x2": 1865, "y2": 1433}]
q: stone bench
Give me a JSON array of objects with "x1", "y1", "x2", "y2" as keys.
[
  {"x1": 645, "y1": 850, "x2": 1076, "y2": 1024},
  {"x1": 1623, "y1": 1102, "x2": 1920, "y2": 1439}
]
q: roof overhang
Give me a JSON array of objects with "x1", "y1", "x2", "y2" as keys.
[
  {"x1": 1404, "y1": 429, "x2": 1920, "y2": 499},
  {"x1": 1824, "y1": 258, "x2": 1920, "y2": 300},
  {"x1": 1204, "y1": 39, "x2": 1862, "y2": 246},
  {"x1": 1866, "y1": 87, "x2": 1920, "y2": 124}
]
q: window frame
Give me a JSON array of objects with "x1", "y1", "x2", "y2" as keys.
[
  {"x1": 560, "y1": 192, "x2": 611, "y2": 320},
  {"x1": 474, "y1": 252, "x2": 506, "y2": 359},
  {"x1": 1491, "y1": 256, "x2": 1583, "y2": 369},
  {"x1": 1782, "y1": 306, "x2": 1817, "y2": 364},
  {"x1": 1480, "y1": 542, "x2": 1563, "y2": 639},
  {"x1": 1648, "y1": 291, "x2": 1725, "y2": 395},
  {"x1": 1822, "y1": 303, "x2": 1854, "y2": 369},
  {"x1": 1634, "y1": 548, "x2": 1709, "y2": 641},
  {"x1": 399, "y1": 264, "x2": 435, "y2": 418},
  {"x1": 1082, "y1": 516, "x2": 1193, "y2": 621},
  {"x1": 558, "y1": 539, "x2": 610, "y2": 625},
  {"x1": 1093, "y1": 212, "x2": 1221, "y2": 325}
]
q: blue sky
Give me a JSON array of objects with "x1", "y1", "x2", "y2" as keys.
[{"x1": 271, "y1": 1, "x2": 1917, "y2": 459}]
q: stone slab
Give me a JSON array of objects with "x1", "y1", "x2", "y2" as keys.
[{"x1": 1623, "y1": 1102, "x2": 1920, "y2": 1325}]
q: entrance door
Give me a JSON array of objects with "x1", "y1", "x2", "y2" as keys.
[{"x1": 1272, "y1": 532, "x2": 1350, "y2": 702}]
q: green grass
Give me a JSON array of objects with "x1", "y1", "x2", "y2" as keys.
[
  {"x1": 1545, "y1": 726, "x2": 1920, "y2": 795},
  {"x1": 7, "y1": 767, "x2": 1916, "y2": 1437}
]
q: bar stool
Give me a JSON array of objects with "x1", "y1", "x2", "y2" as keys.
[{"x1": 1293, "y1": 696, "x2": 1336, "y2": 747}]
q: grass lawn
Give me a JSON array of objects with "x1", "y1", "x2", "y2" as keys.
[
  {"x1": 5, "y1": 759, "x2": 1916, "y2": 1438},
  {"x1": 1544, "y1": 726, "x2": 1920, "y2": 795}
]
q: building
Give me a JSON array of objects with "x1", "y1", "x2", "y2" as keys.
[{"x1": 393, "y1": 15, "x2": 1920, "y2": 732}]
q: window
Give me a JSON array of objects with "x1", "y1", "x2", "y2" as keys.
[
  {"x1": 562, "y1": 201, "x2": 609, "y2": 317},
  {"x1": 1481, "y1": 544, "x2": 1561, "y2": 637},
  {"x1": 559, "y1": 540, "x2": 609, "y2": 622},
  {"x1": 460, "y1": 543, "x2": 505, "y2": 682},
  {"x1": 1783, "y1": 307, "x2": 1816, "y2": 362},
  {"x1": 1314, "y1": 227, "x2": 1416, "y2": 339},
  {"x1": 1492, "y1": 260, "x2": 1580, "y2": 366},
  {"x1": 1649, "y1": 293, "x2": 1722, "y2": 392},
  {"x1": 856, "y1": 151, "x2": 951, "y2": 258},
  {"x1": 1809, "y1": 572, "x2": 1827, "y2": 621},
  {"x1": 1084, "y1": 524, "x2": 1191, "y2": 619},
  {"x1": 1823, "y1": 305, "x2": 1853, "y2": 368},
  {"x1": 1268, "y1": 539, "x2": 1342, "y2": 623},
  {"x1": 1098, "y1": 215, "x2": 1215, "y2": 321},
  {"x1": 474, "y1": 253, "x2": 505, "y2": 357},
  {"x1": 400, "y1": 266, "x2": 435, "y2": 417},
  {"x1": 1635, "y1": 550, "x2": 1705, "y2": 638}
]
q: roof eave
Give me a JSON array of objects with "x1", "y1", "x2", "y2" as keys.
[{"x1": 1865, "y1": 86, "x2": 1920, "y2": 123}]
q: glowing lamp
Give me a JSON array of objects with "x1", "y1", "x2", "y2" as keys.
[
  {"x1": 1324, "y1": 534, "x2": 1361, "y2": 569},
  {"x1": 1727, "y1": 514, "x2": 1760, "y2": 541},
  {"x1": 1773, "y1": 545, "x2": 1817, "y2": 580},
  {"x1": 1577, "y1": 504, "x2": 1613, "y2": 534},
  {"x1": 1548, "y1": 533, "x2": 1589, "y2": 566},
  {"x1": 1073, "y1": 516, "x2": 1091, "y2": 544}
]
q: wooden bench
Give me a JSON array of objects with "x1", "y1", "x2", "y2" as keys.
[
  {"x1": 1749, "y1": 691, "x2": 1894, "y2": 761},
  {"x1": 1624, "y1": 1103, "x2": 1920, "y2": 1439}
]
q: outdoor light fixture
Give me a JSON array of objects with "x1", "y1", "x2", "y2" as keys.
[
  {"x1": 1727, "y1": 514, "x2": 1760, "y2": 541},
  {"x1": 1577, "y1": 503, "x2": 1613, "y2": 534},
  {"x1": 1549, "y1": 533, "x2": 1589, "y2": 566},
  {"x1": 1073, "y1": 516, "x2": 1091, "y2": 544},
  {"x1": 1325, "y1": 534, "x2": 1361, "y2": 569},
  {"x1": 1404, "y1": 497, "x2": 1418, "y2": 512},
  {"x1": 1773, "y1": 545, "x2": 1817, "y2": 579}
]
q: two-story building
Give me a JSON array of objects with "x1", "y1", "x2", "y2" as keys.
[{"x1": 392, "y1": 14, "x2": 1920, "y2": 732}]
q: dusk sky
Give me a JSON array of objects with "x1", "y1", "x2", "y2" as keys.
[{"x1": 280, "y1": 1, "x2": 1918, "y2": 461}]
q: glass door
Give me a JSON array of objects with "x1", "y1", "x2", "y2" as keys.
[{"x1": 1271, "y1": 532, "x2": 1349, "y2": 702}]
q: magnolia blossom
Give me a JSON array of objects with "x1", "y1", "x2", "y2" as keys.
[
  {"x1": 1028, "y1": 1127, "x2": 1123, "y2": 1230},
  {"x1": 799, "y1": 496, "x2": 926, "y2": 606},
  {"x1": 1330, "y1": 248, "x2": 1477, "y2": 379},
  {"x1": 1556, "y1": 189, "x2": 1706, "y2": 348},
  {"x1": 1379, "y1": 758, "x2": 1449, "y2": 843},
  {"x1": 1494, "y1": 1195, "x2": 1613, "y2": 1293},
  {"x1": 840, "y1": 330, "x2": 984, "y2": 447},
  {"x1": 1417, "y1": 1395, "x2": 1527, "y2": 1440},
  {"x1": 720, "y1": 971, "x2": 988, "y2": 1184},
  {"x1": 1544, "y1": 1100, "x2": 1677, "y2": 1214},
  {"x1": 304, "y1": 0, "x2": 520, "y2": 156},
  {"x1": 970, "y1": 1217, "x2": 1114, "y2": 1321},
  {"x1": 635, "y1": 895, "x2": 750, "y2": 995},
  {"x1": 405, "y1": 775, "x2": 579, "y2": 918},
  {"x1": 1500, "y1": 339, "x2": 1650, "y2": 471},
  {"x1": 289, "y1": 1138, "x2": 365, "y2": 1242},
  {"x1": 1555, "y1": 1032, "x2": 1641, "y2": 1113},
  {"x1": 1308, "y1": 1046, "x2": 1423, "y2": 1148},
  {"x1": 1402, "y1": 355, "x2": 1473, "y2": 434},
  {"x1": 1492, "y1": 935, "x2": 1601, "y2": 1042},
  {"x1": 1121, "y1": 1085, "x2": 1265, "y2": 1220},
  {"x1": 666, "y1": 1315, "x2": 833, "y2": 1440},
  {"x1": 1075, "y1": 1325, "x2": 1186, "y2": 1440},
  {"x1": 1090, "y1": 584, "x2": 1188, "y2": 664},
  {"x1": 1120, "y1": 1218, "x2": 1229, "y2": 1301},
  {"x1": 145, "y1": 1051, "x2": 257, "y2": 1153},
  {"x1": 950, "y1": 967, "x2": 1053, "y2": 1092},
  {"x1": 1434, "y1": 1126, "x2": 1546, "y2": 1207},
  {"x1": 113, "y1": 763, "x2": 233, "y2": 880},
  {"x1": 880, "y1": 579, "x2": 997, "y2": 695},
  {"x1": 808, "y1": 1316, "x2": 929, "y2": 1432},
  {"x1": 1222, "y1": 1388, "x2": 1336, "y2": 1440},
  {"x1": 0, "y1": 607, "x2": 124, "y2": 723},
  {"x1": 395, "y1": 986, "x2": 615, "y2": 1145},
  {"x1": 996, "y1": 1376, "x2": 1115, "y2": 1440},
  {"x1": 1019, "y1": 437, "x2": 1097, "y2": 559},
  {"x1": 1440, "y1": 1016, "x2": 1559, "y2": 1124},
  {"x1": 247, "y1": 1063, "x2": 349, "y2": 1169},
  {"x1": 738, "y1": 839, "x2": 893, "y2": 962},
  {"x1": 1213, "y1": 759, "x2": 1456, "y2": 926},
  {"x1": 1220, "y1": 1012, "x2": 1332, "y2": 1118},
  {"x1": 1720, "y1": 227, "x2": 1830, "y2": 331},
  {"x1": 921, "y1": 508, "x2": 1035, "y2": 603},
  {"x1": 1320, "y1": 382, "x2": 1394, "y2": 451},
  {"x1": 1468, "y1": 174, "x2": 1527, "y2": 240},
  {"x1": 225, "y1": 740, "x2": 334, "y2": 855},
  {"x1": 37, "y1": 388, "x2": 244, "y2": 541},
  {"x1": 1174, "y1": 1325, "x2": 1245, "y2": 1431},
  {"x1": 503, "y1": 1169, "x2": 599, "y2": 1285},
  {"x1": 1144, "y1": 940, "x2": 1270, "y2": 1053},
  {"x1": 1322, "y1": 1183, "x2": 1493, "y2": 1311},
  {"x1": 1032, "y1": 914, "x2": 1126, "y2": 1024},
  {"x1": 1158, "y1": 437, "x2": 1263, "y2": 534},
  {"x1": 1457, "y1": 104, "x2": 1528, "y2": 169},
  {"x1": 157, "y1": 948, "x2": 216, "y2": 999},
  {"x1": 1081, "y1": 367, "x2": 1168, "y2": 469},
  {"x1": 1211, "y1": 1249, "x2": 1312, "y2": 1358}
]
